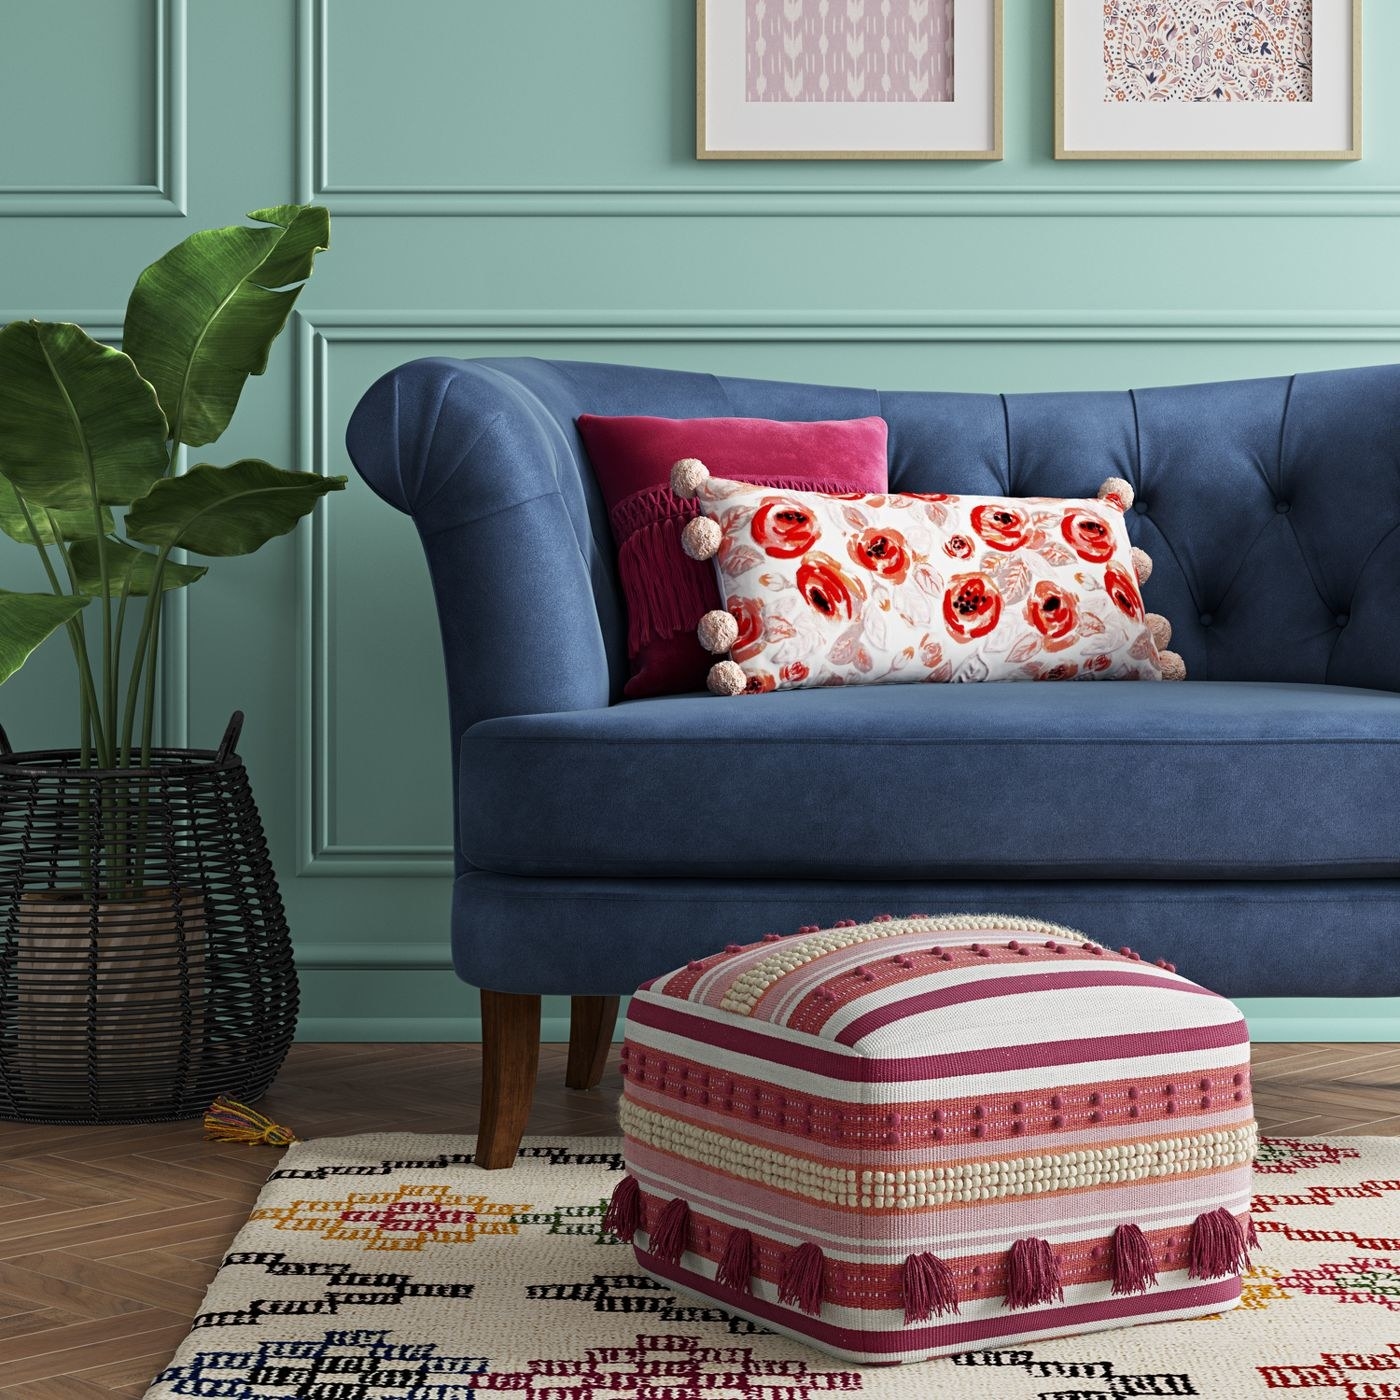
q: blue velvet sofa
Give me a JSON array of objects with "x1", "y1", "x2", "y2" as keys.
[{"x1": 348, "y1": 358, "x2": 1400, "y2": 1165}]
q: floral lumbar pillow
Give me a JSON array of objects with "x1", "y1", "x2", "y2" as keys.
[{"x1": 669, "y1": 459, "x2": 1185, "y2": 695}]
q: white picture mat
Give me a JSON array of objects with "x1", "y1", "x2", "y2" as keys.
[
  {"x1": 1060, "y1": 0, "x2": 1356, "y2": 155},
  {"x1": 702, "y1": 0, "x2": 997, "y2": 154}
]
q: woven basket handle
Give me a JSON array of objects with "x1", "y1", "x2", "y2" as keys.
[
  {"x1": 216, "y1": 711, "x2": 245, "y2": 763},
  {"x1": 0, "y1": 724, "x2": 10, "y2": 757}
]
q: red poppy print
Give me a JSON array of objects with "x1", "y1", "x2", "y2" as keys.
[
  {"x1": 1060, "y1": 507, "x2": 1116, "y2": 563},
  {"x1": 943, "y1": 572, "x2": 1003, "y2": 642},
  {"x1": 743, "y1": 672, "x2": 777, "y2": 694},
  {"x1": 750, "y1": 497, "x2": 820, "y2": 559},
  {"x1": 970, "y1": 503, "x2": 1031, "y2": 552},
  {"x1": 780, "y1": 660, "x2": 809, "y2": 684},
  {"x1": 797, "y1": 553, "x2": 864, "y2": 622},
  {"x1": 1024, "y1": 579, "x2": 1080, "y2": 651},
  {"x1": 727, "y1": 596, "x2": 765, "y2": 663},
  {"x1": 943, "y1": 534, "x2": 974, "y2": 560},
  {"x1": 1103, "y1": 562, "x2": 1145, "y2": 621},
  {"x1": 848, "y1": 526, "x2": 911, "y2": 584},
  {"x1": 902, "y1": 492, "x2": 957, "y2": 503},
  {"x1": 1037, "y1": 662, "x2": 1079, "y2": 682}
]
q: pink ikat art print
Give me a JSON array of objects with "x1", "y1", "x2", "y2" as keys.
[
  {"x1": 1103, "y1": 0, "x2": 1314, "y2": 103},
  {"x1": 745, "y1": 0, "x2": 954, "y2": 103}
]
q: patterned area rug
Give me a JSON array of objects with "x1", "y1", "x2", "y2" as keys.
[{"x1": 145, "y1": 1133, "x2": 1399, "y2": 1398}]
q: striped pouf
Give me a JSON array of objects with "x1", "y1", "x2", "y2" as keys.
[{"x1": 607, "y1": 914, "x2": 1258, "y2": 1365}]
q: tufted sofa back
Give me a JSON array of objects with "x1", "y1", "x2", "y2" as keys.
[{"x1": 348, "y1": 357, "x2": 1400, "y2": 731}]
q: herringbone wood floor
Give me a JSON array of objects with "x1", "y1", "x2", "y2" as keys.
[{"x1": 0, "y1": 1040, "x2": 1395, "y2": 1396}]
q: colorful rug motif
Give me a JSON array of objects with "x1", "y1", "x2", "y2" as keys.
[{"x1": 145, "y1": 1133, "x2": 1399, "y2": 1398}]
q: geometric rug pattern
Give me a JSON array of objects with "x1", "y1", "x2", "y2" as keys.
[{"x1": 143, "y1": 1133, "x2": 1400, "y2": 1398}]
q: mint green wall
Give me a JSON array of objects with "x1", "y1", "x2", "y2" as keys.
[{"x1": 2, "y1": 0, "x2": 1396, "y2": 1043}]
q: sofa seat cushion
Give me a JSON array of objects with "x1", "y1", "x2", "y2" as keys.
[{"x1": 459, "y1": 681, "x2": 1400, "y2": 880}]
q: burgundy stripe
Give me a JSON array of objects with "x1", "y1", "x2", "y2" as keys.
[
  {"x1": 628, "y1": 995, "x2": 1248, "y2": 1083},
  {"x1": 835, "y1": 968, "x2": 1219, "y2": 1047},
  {"x1": 640, "y1": 1249, "x2": 1240, "y2": 1358}
]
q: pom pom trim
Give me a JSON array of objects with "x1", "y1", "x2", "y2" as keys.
[
  {"x1": 1159, "y1": 648, "x2": 1187, "y2": 682},
  {"x1": 1097, "y1": 476, "x2": 1135, "y2": 512},
  {"x1": 697, "y1": 608, "x2": 739, "y2": 654},
  {"x1": 707, "y1": 660, "x2": 748, "y2": 696},
  {"x1": 669, "y1": 457, "x2": 710, "y2": 499},
  {"x1": 681, "y1": 515, "x2": 721, "y2": 562}
]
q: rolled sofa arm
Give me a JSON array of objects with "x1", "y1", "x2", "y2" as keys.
[{"x1": 345, "y1": 357, "x2": 615, "y2": 738}]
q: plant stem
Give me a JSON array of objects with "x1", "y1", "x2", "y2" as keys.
[
  {"x1": 32, "y1": 333, "x2": 118, "y2": 762},
  {"x1": 120, "y1": 546, "x2": 170, "y2": 765},
  {"x1": 113, "y1": 576, "x2": 131, "y2": 716},
  {"x1": 139, "y1": 590, "x2": 163, "y2": 769},
  {"x1": 20, "y1": 501, "x2": 110, "y2": 766},
  {"x1": 93, "y1": 517, "x2": 114, "y2": 761}
]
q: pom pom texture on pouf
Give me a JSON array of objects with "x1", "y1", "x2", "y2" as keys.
[{"x1": 613, "y1": 914, "x2": 1257, "y2": 1364}]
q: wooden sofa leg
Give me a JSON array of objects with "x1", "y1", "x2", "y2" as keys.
[
  {"x1": 565, "y1": 995, "x2": 620, "y2": 1091},
  {"x1": 476, "y1": 990, "x2": 541, "y2": 1169}
]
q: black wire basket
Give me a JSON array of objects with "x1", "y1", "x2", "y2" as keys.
[{"x1": 0, "y1": 712, "x2": 297, "y2": 1123}]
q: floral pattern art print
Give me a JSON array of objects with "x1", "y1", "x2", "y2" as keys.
[
  {"x1": 694, "y1": 479, "x2": 1166, "y2": 693},
  {"x1": 1103, "y1": 0, "x2": 1314, "y2": 103}
]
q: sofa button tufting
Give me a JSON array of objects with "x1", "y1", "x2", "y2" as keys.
[
  {"x1": 1134, "y1": 500, "x2": 1149, "y2": 514},
  {"x1": 1199, "y1": 613, "x2": 1214, "y2": 627},
  {"x1": 1276, "y1": 500, "x2": 1291, "y2": 514},
  {"x1": 1336, "y1": 613, "x2": 1350, "y2": 628}
]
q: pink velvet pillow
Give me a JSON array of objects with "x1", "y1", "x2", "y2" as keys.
[{"x1": 577, "y1": 414, "x2": 888, "y2": 698}]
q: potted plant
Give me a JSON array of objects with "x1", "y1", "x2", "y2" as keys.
[{"x1": 0, "y1": 204, "x2": 342, "y2": 1123}]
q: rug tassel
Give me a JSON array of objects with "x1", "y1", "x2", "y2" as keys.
[
  {"x1": 902, "y1": 1251, "x2": 960, "y2": 1322},
  {"x1": 650, "y1": 1197, "x2": 690, "y2": 1264},
  {"x1": 1110, "y1": 1223, "x2": 1159, "y2": 1296},
  {"x1": 203, "y1": 1095, "x2": 297, "y2": 1146},
  {"x1": 1005, "y1": 1237, "x2": 1063, "y2": 1310},
  {"x1": 716, "y1": 1228, "x2": 755, "y2": 1293},
  {"x1": 778, "y1": 1242, "x2": 826, "y2": 1315},
  {"x1": 604, "y1": 1175, "x2": 642, "y2": 1244},
  {"x1": 1188, "y1": 1207, "x2": 1251, "y2": 1280}
]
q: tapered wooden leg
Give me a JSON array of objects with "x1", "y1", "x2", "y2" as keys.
[
  {"x1": 565, "y1": 995, "x2": 620, "y2": 1091},
  {"x1": 475, "y1": 990, "x2": 541, "y2": 1169}
]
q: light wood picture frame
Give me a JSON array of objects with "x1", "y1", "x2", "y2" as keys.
[
  {"x1": 697, "y1": 0, "x2": 1003, "y2": 160},
  {"x1": 1056, "y1": 0, "x2": 1361, "y2": 161}
]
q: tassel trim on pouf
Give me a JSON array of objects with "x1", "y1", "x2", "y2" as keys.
[
  {"x1": 778, "y1": 1242, "x2": 827, "y2": 1315},
  {"x1": 620, "y1": 1191, "x2": 1256, "y2": 1322},
  {"x1": 1005, "y1": 1237, "x2": 1064, "y2": 1310},
  {"x1": 902, "y1": 1252, "x2": 960, "y2": 1322},
  {"x1": 1189, "y1": 1207, "x2": 1255, "y2": 1279},
  {"x1": 651, "y1": 1197, "x2": 691, "y2": 1264},
  {"x1": 604, "y1": 1175, "x2": 642, "y2": 1244},
  {"x1": 203, "y1": 1096, "x2": 298, "y2": 1146},
  {"x1": 716, "y1": 1227, "x2": 755, "y2": 1294},
  {"x1": 1110, "y1": 1223, "x2": 1159, "y2": 1296}
]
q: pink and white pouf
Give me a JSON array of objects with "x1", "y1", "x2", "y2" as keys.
[{"x1": 607, "y1": 914, "x2": 1258, "y2": 1364}]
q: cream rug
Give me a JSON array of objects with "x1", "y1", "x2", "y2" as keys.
[{"x1": 145, "y1": 1133, "x2": 1399, "y2": 1398}]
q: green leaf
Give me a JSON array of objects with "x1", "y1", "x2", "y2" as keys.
[
  {"x1": 125, "y1": 458, "x2": 346, "y2": 557},
  {"x1": 0, "y1": 321, "x2": 169, "y2": 510},
  {"x1": 0, "y1": 474, "x2": 113, "y2": 545},
  {"x1": 67, "y1": 538, "x2": 208, "y2": 595},
  {"x1": 0, "y1": 590, "x2": 89, "y2": 686},
  {"x1": 123, "y1": 204, "x2": 330, "y2": 448}
]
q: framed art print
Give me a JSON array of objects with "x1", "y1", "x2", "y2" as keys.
[
  {"x1": 1056, "y1": 0, "x2": 1361, "y2": 160},
  {"x1": 697, "y1": 0, "x2": 1002, "y2": 160}
]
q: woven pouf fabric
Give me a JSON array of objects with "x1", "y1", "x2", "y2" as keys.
[{"x1": 608, "y1": 914, "x2": 1258, "y2": 1365}]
